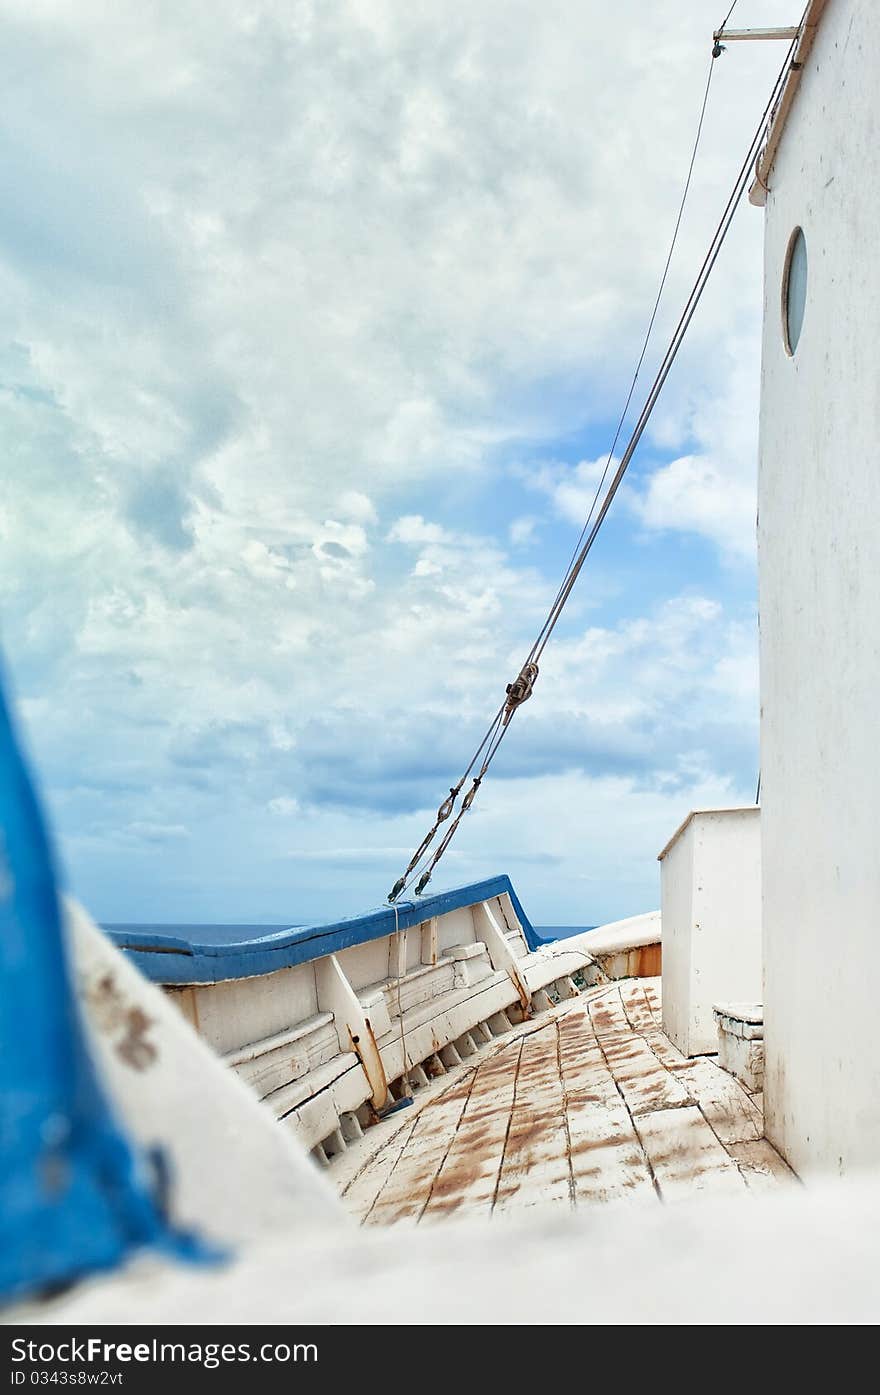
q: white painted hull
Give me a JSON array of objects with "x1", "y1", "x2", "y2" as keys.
[{"x1": 150, "y1": 893, "x2": 661, "y2": 1161}]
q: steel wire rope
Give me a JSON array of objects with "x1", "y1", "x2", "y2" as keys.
[
  {"x1": 388, "y1": 10, "x2": 799, "y2": 903},
  {"x1": 526, "y1": 46, "x2": 721, "y2": 666},
  {"x1": 522, "y1": 1, "x2": 739, "y2": 663}
]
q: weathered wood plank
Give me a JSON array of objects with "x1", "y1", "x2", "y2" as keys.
[
  {"x1": 728, "y1": 1139, "x2": 799, "y2": 1192},
  {"x1": 635, "y1": 1106, "x2": 748, "y2": 1200},
  {"x1": 566, "y1": 1097, "x2": 655, "y2": 1205},
  {"x1": 494, "y1": 1026, "x2": 571, "y2": 1212},
  {"x1": 641, "y1": 1026, "x2": 688, "y2": 1069},
  {"x1": 673, "y1": 1058, "x2": 763, "y2": 1145},
  {"x1": 494, "y1": 1104, "x2": 572, "y2": 1212},
  {"x1": 618, "y1": 981, "x2": 658, "y2": 1036},
  {"x1": 558, "y1": 1008, "x2": 606, "y2": 1059},
  {"x1": 394, "y1": 1077, "x2": 473, "y2": 1158},
  {"x1": 599, "y1": 1034, "x2": 691, "y2": 1117},
  {"x1": 341, "y1": 1115, "x2": 421, "y2": 1221},
  {"x1": 365, "y1": 1079, "x2": 474, "y2": 1224},
  {"x1": 513, "y1": 1022, "x2": 562, "y2": 1102},
  {"x1": 641, "y1": 979, "x2": 663, "y2": 1025},
  {"x1": 233, "y1": 1020, "x2": 340, "y2": 1099},
  {"x1": 561, "y1": 1060, "x2": 620, "y2": 1109},
  {"x1": 422, "y1": 1043, "x2": 521, "y2": 1221},
  {"x1": 588, "y1": 990, "x2": 631, "y2": 1039}
]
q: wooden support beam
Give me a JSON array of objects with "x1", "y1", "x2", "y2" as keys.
[{"x1": 714, "y1": 26, "x2": 800, "y2": 41}]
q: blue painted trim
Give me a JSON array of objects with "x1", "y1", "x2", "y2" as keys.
[{"x1": 109, "y1": 874, "x2": 541, "y2": 984}]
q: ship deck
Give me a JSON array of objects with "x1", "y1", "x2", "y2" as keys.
[{"x1": 333, "y1": 977, "x2": 796, "y2": 1222}]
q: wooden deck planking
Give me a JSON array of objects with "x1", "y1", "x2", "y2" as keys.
[
  {"x1": 618, "y1": 981, "x2": 659, "y2": 1036},
  {"x1": 365, "y1": 1079, "x2": 474, "y2": 1225},
  {"x1": 336, "y1": 977, "x2": 795, "y2": 1225},
  {"x1": 567, "y1": 1096, "x2": 656, "y2": 1204},
  {"x1": 494, "y1": 1104, "x2": 572, "y2": 1212},
  {"x1": 513, "y1": 1022, "x2": 564, "y2": 1102},
  {"x1": 634, "y1": 1106, "x2": 748, "y2": 1200},
  {"x1": 342, "y1": 1115, "x2": 421, "y2": 1219},
  {"x1": 728, "y1": 1139, "x2": 799, "y2": 1192},
  {"x1": 421, "y1": 1041, "x2": 522, "y2": 1221},
  {"x1": 672, "y1": 1058, "x2": 763, "y2": 1145},
  {"x1": 641, "y1": 1025, "x2": 688, "y2": 1069},
  {"x1": 598, "y1": 1034, "x2": 692, "y2": 1116},
  {"x1": 494, "y1": 1026, "x2": 572, "y2": 1212},
  {"x1": 560, "y1": 1004, "x2": 616, "y2": 1088},
  {"x1": 587, "y1": 991, "x2": 632, "y2": 1040},
  {"x1": 642, "y1": 981, "x2": 662, "y2": 1025}
]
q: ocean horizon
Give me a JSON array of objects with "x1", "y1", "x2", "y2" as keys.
[{"x1": 102, "y1": 921, "x2": 596, "y2": 946}]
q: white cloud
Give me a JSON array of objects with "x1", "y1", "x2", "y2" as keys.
[
  {"x1": 624, "y1": 337, "x2": 764, "y2": 560},
  {"x1": 630, "y1": 452, "x2": 757, "y2": 560},
  {"x1": 124, "y1": 822, "x2": 190, "y2": 843},
  {"x1": 336, "y1": 491, "x2": 378, "y2": 525},
  {"x1": 0, "y1": 0, "x2": 791, "y2": 922},
  {"x1": 509, "y1": 516, "x2": 539, "y2": 547},
  {"x1": 387, "y1": 516, "x2": 452, "y2": 547},
  {"x1": 525, "y1": 455, "x2": 613, "y2": 528}
]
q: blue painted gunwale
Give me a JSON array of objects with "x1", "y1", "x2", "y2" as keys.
[{"x1": 108, "y1": 875, "x2": 541, "y2": 985}]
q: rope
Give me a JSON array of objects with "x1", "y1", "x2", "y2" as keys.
[
  {"x1": 714, "y1": 2, "x2": 740, "y2": 57},
  {"x1": 387, "y1": 702, "x2": 506, "y2": 902},
  {"x1": 387, "y1": 11, "x2": 801, "y2": 904}
]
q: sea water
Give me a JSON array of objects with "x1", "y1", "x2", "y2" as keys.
[{"x1": 103, "y1": 921, "x2": 595, "y2": 947}]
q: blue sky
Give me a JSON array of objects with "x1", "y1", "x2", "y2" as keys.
[{"x1": 0, "y1": 0, "x2": 800, "y2": 926}]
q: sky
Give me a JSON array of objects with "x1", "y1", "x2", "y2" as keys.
[{"x1": 0, "y1": 0, "x2": 804, "y2": 927}]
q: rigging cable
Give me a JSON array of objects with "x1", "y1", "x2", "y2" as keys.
[
  {"x1": 388, "y1": 12, "x2": 800, "y2": 905},
  {"x1": 720, "y1": 0, "x2": 740, "y2": 30},
  {"x1": 527, "y1": 44, "x2": 721, "y2": 670}
]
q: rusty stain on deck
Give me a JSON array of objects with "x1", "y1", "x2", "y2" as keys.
[{"x1": 336, "y1": 977, "x2": 796, "y2": 1223}]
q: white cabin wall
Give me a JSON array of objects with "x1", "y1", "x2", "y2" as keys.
[
  {"x1": 661, "y1": 810, "x2": 761, "y2": 1056},
  {"x1": 659, "y1": 822, "x2": 693, "y2": 1054},
  {"x1": 687, "y1": 811, "x2": 762, "y2": 1054},
  {"x1": 758, "y1": 0, "x2": 880, "y2": 1174}
]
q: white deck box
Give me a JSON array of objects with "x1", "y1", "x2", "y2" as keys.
[
  {"x1": 658, "y1": 808, "x2": 762, "y2": 1057},
  {"x1": 714, "y1": 1002, "x2": 764, "y2": 1093}
]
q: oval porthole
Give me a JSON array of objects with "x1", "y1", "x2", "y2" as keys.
[{"x1": 782, "y1": 226, "x2": 807, "y2": 355}]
